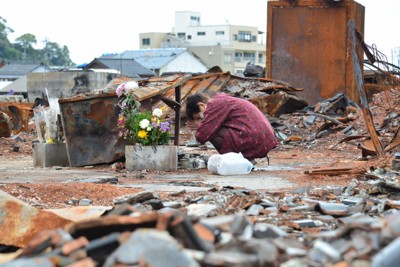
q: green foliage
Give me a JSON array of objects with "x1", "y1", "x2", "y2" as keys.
[
  {"x1": 0, "y1": 16, "x2": 74, "y2": 66},
  {"x1": 117, "y1": 82, "x2": 172, "y2": 146}
]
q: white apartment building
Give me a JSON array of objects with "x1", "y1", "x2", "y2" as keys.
[{"x1": 139, "y1": 11, "x2": 266, "y2": 74}]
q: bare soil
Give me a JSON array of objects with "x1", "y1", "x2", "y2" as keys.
[{"x1": 0, "y1": 89, "x2": 398, "y2": 209}]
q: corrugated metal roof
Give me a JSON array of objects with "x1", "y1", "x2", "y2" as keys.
[
  {"x1": 85, "y1": 58, "x2": 155, "y2": 78},
  {"x1": 0, "y1": 63, "x2": 50, "y2": 77},
  {"x1": 109, "y1": 48, "x2": 187, "y2": 70}
]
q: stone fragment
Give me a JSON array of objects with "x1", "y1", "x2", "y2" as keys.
[
  {"x1": 274, "y1": 237, "x2": 307, "y2": 253},
  {"x1": 318, "y1": 201, "x2": 349, "y2": 216},
  {"x1": 246, "y1": 204, "x2": 264, "y2": 216},
  {"x1": 103, "y1": 229, "x2": 199, "y2": 267},
  {"x1": 253, "y1": 223, "x2": 289, "y2": 238},
  {"x1": 113, "y1": 191, "x2": 159, "y2": 205},
  {"x1": 79, "y1": 176, "x2": 118, "y2": 184},
  {"x1": 244, "y1": 239, "x2": 279, "y2": 265},
  {"x1": 259, "y1": 198, "x2": 278, "y2": 207},
  {"x1": 341, "y1": 197, "x2": 365, "y2": 206},
  {"x1": 163, "y1": 201, "x2": 182, "y2": 209},
  {"x1": 147, "y1": 199, "x2": 164, "y2": 210},
  {"x1": 281, "y1": 258, "x2": 308, "y2": 267},
  {"x1": 1, "y1": 257, "x2": 54, "y2": 266},
  {"x1": 372, "y1": 236, "x2": 400, "y2": 267},
  {"x1": 79, "y1": 199, "x2": 91, "y2": 206},
  {"x1": 312, "y1": 240, "x2": 342, "y2": 263},
  {"x1": 200, "y1": 215, "x2": 235, "y2": 232},
  {"x1": 290, "y1": 219, "x2": 316, "y2": 229},
  {"x1": 203, "y1": 251, "x2": 258, "y2": 267},
  {"x1": 186, "y1": 204, "x2": 218, "y2": 218}
]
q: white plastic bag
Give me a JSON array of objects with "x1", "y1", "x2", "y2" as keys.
[{"x1": 207, "y1": 152, "x2": 253, "y2": 175}]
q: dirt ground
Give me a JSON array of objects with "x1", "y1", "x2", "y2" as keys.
[{"x1": 0, "y1": 89, "x2": 397, "y2": 209}]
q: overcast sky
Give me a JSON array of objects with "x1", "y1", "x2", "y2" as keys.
[{"x1": 2, "y1": 0, "x2": 399, "y2": 65}]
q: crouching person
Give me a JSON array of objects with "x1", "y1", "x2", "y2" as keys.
[{"x1": 185, "y1": 93, "x2": 278, "y2": 163}]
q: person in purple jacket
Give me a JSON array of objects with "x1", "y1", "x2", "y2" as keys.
[{"x1": 185, "y1": 92, "x2": 278, "y2": 163}]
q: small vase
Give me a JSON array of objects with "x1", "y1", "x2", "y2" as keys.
[{"x1": 125, "y1": 145, "x2": 178, "y2": 171}]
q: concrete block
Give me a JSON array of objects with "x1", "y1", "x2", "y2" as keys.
[
  {"x1": 125, "y1": 145, "x2": 177, "y2": 171},
  {"x1": 33, "y1": 143, "x2": 70, "y2": 167}
]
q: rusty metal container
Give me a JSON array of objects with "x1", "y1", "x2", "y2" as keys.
[
  {"x1": 266, "y1": 0, "x2": 365, "y2": 105},
  {"x1": 59, "y1": 92, "x2": 127, "y2": 167}
]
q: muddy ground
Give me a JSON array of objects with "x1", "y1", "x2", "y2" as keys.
[
  {"x1": 0, "y1": 127, "x2": 387, "y2": 210},
  {"x1": 0, "y1": 89, "x2": 397, "y2": 209}
]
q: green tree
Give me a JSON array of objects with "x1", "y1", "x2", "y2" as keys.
[
  {"x1": 0, "y1": 16, "x2": 21, "y2": 60},
  {"x1": 0, "y1": 16, "x2": 74, "y2": 66},
  {"x1": 15, "y1": 33, "x2": 37, "y2": 60},
  {"x1": 41, "y1": 41, "x2": 74, "y2": 66}
]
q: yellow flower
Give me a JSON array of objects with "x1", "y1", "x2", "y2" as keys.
[{"x1": 138, "y1": 130, "x2": 148, "y2": 139}]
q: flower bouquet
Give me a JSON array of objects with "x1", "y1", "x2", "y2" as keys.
[{"x1": 116, "y1": 82, "x2": 172, "y2": 146}]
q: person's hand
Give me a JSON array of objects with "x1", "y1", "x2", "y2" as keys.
[{"x1": 186, "y1": 120, "x2": 201, "y2": 131}]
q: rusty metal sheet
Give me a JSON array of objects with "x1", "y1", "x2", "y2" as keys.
[
  {"x1": 267, "y1": 0, "x2": 365, "y2": 105},
  {"x1": 175, "y1": 72, "x2": 230, "y2": 99},
  {"x1": 133, "y1": 74, "x2": 191, "y2": 101},
  {"x1": 0, "y1": 102, "x2": 33, "y2": 134},
  {"x1": 249, "y1": 92, "x2": 308, "y2": 117},
  {"x1": 0, "y1": 111, "x2": 12, "y2": 137},
  {"x1": 66, "y1": 213, "x2": 159, "y2": 240},
  {"x1": 0, "y1": 190, "x2": 71, "y2": 248},
  {"x1": 59, "y1": 92, "x2": 128, "y2": 167}
]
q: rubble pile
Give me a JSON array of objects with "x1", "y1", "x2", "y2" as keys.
[
  {"x1": 268, "y1": 89, "x2": 400, "y2": 160},
  {"x1": 2, "y1": 163, "x2": 400, "y2": 267}
]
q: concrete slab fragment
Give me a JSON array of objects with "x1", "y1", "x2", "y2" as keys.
[{"x1": 33, "y1": 143, "x2": 69, "y2": 167}]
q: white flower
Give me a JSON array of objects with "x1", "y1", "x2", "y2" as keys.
[
  {"x1": 139, "y1": 119, "x2": 150, "y2": 129},
  {"x1": 152, "y1": 108, "x2": 163, "y2": 117},
  {"x1": 146, "y1": 127, "x2": 152, "y2": 131},
  {"x1": 124, "y1": 81, "x2": 139, "y2": 92}
]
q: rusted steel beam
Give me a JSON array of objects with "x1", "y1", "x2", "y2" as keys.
[
  {"x1": 348, "y1": 20, "x2": 384, "y2": 157},
  {"x1": 306, "y1": 111, "x2": 347, "y2": 126},
  {"x1": 304, "y1": 167, "x2": 363, "y2": 176},
  {"x1": 174, "y1": 84, "x2": 181, "y2": 146}
]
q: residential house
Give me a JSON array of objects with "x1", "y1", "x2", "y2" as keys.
[
  {"x1": 84, "y1": 57, "x2": 155, "y2": 78},
  {"x1": 103, "y1": 48, "x2": 208, "y2": 76},
  {"x1": 0, "y1": 62, "x2": 52, "y2": 98},
  {"x1": 139, "y1": 11, "x2": 266, "y2": 74}
]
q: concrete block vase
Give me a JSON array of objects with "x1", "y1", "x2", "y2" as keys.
[{"x1": 125, "y1": 145, "x2": 178, "y2": 171}]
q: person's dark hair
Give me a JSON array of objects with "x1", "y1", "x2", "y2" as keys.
[{"x1": 185, "y1": 93, "x2": 209, "y2": 120}]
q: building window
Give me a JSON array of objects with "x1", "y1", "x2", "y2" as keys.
[
  {"x1": 224, "y1": 53, "x2": 232, "y2": 63},
  {"x1": 238, "y1": 31, "x2": 252, "y2": 42},
  {"x1": 142, "y1": 38, "x2": 150, "y2": 46},
  {"x1": 191, "y1": 16, "x2": 200, "y2": 22},
  {"x1": 235, "y1": 52, "x2": 242, "y2": 62},
  {"x1": 233, "y1": 34, "x2": 238, "y2": 41},
  {"x1": 177, "y1": 32, "x2": 186, "y2": 39},
  {"x1": 216, "y1": 31, "x2": 225, "y2": 35},
  {"x1": 258, "y1": 53, "x2": 265, "y2": 64},
  {"x1": 252, "y1": 36, "x2": 257, "y2": 42},
  {"x1": 244, "y1": 52, "x2": 256, "y2": 62},
  {"x1": 187, "y1": 35, "x2": 192, "y2": 40},
  {"x1": 197, "y1": 32, "x2": 206, "y2": 36}
]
